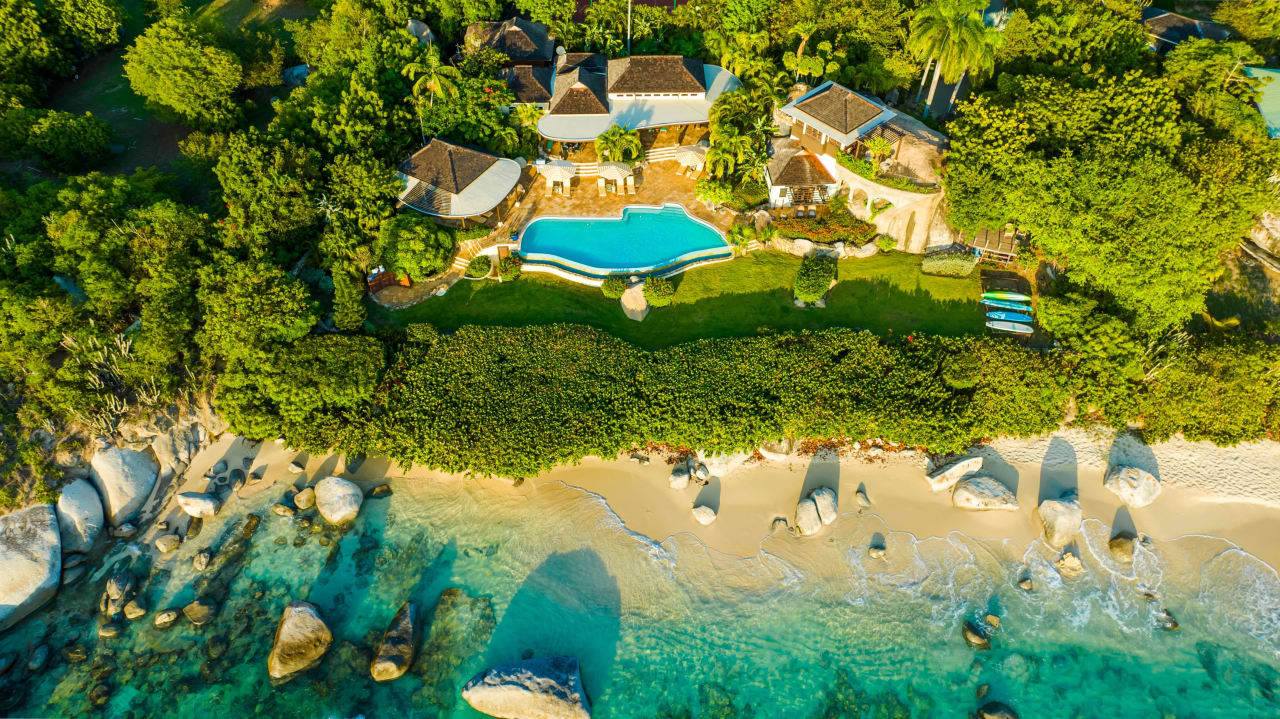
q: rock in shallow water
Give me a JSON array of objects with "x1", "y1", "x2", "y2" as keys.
[
  {"x1": 462, "y1": 655, "x2": 592, "y2": 719},
  {"x1": 154, "y1": 608, "x2": 180, "y2": 629},
  {"x1": 177, "y1": 492, "x2": 220, "y2": 519},
  {"x1": 194, "y1": 549, "x2": 212, "y2": 572},
  {"x1": 1037, "y1": 495, "x2": 1082, "y2": 548},
  {"x1": 370, "y1": 602, "x2": 416, "y2": 682},
  {"x1": 154, "y1": 533, "x2": 181, "y2": 553},
  {"x1": 0, "y1": 504, "x2": 61, "y2": 632},
  {"x1": 123, "y1": 597, "x2": 147, "y2": 621},
  {"x1": 55, "y1": 478, "x2": 105, "y2": 553},
  {"x1": 979, "y1": 701, "x2": 1019, "y2": 719},
  {"x1": 183, "y1": 598, "x2": 218, "y2": 626},
  {"x1": 315, "y1": 477, "x2": 363, "y2": 524},
  {"x1": 1109, "y1": 531, "x2": 1136, "y2": 564},
  {"x1": 267, "y1": 601, "x2": 332, "y2": 680},
  {"x1": 963, "y1": 621, "x2": 991, "y2": 650},
  {"x1": 293, "y1": 487, "x2": 316, "y2": 510}
]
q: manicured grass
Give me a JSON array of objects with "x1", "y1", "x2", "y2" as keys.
[{"x1": 370, "y1": 251, "x2": 984, "y2": 349}]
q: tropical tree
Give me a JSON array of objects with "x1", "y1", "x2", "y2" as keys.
[
  {"x1": 594, "y1": 124, "x2": 643, "y2": 164},
  {"x1": 123, "y1": 16, "x2": 244, "y2": 129},
  {"x1": 864, "y1": 136, "x2": 894, "y2": 163},
  {"x1": 908, "y1": 0, "x2": 1002, "y2": 116},
  {"x1": 401, "y1": 46, "x2": 462, "y2": 142}
]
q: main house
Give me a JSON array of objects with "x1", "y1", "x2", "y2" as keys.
[
  {"x1": 530, "y1": 52, "x2": 741, "y2": 142},
  {"x1": 396, "y1": 138, "x2": 523, "y2": 222},
  {"x1": 766, "y1": 80, "x2": 896, "y2": 208}
]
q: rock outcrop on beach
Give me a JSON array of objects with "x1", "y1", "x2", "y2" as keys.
[
  {"x1": 0, "y1": 505, "x2": 61, "y2": 631},
  {"x1": 926, "y1": 456, "x2": 982, "y2": 492},
  {"x1": 952, "y1": 476, "x2": 1017, "y2": 511},
  {"x1": 55, "y1": 478, "x2": 104, "y2": 553},
  {"x1": 176, "y1": 492, "x2": 220, "y2": 519},
  {"x1": 1103, "y1": 466, "x2": 1161, "y2": 508},
  {"x1": 811, "y1": 487, "x2": 838, "y2": 525},
  {"x1": 1036, "y1": 495, "x2": 1082, "y2": 548},
  {"x1": 293, "y1": 487, "x2": 316, "y2": 510},
  {"x1": 314, "y1": 477, "x2": 363, "y2": 524},
  {"x1": 1109, "y1": 531, "x2": 1136, "y2": 564},
  {"x1": 1054, "y1": 551, "x2": 1085, "y2": 579},
  {"x1": 268, "y1": 601, "x2": 333, "y2": 680},
  {"x1": 90, "y1": 447, "x2": 159, "y2": 526},
  {"x1": 795, "y1": 498, "x2": 822, "y2": 536},
  {"x1": 691, "y1": 505, "x2": 717, "y2": 525},
  {"x1": 371, "y1": 602, "x2": 416, "y2": 682},
  {"x1": 462, "y1": 656, "x2": 592, "y2": 719}
]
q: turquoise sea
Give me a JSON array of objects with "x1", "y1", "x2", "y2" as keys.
[{"x1": 2, "y1": 473, "x2": 1279, "y2": 718}]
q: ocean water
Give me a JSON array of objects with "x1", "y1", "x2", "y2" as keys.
[
  {"x1": 518, "y1": 204, "x2": 730, "y2": 274},
  {"x1": 3, "y1": 476, "x2": 1279, "y2": 718}
]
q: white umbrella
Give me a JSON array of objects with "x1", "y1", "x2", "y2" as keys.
[
  {"x1": 538, "y1": 159, "x2": 576, "y2": 183},
  {"x1": 675, "y1": 145, "x2": 706, "y2": 168},
  {"x1": 598, "y1": 161, "x2": 633, "y2": 182}
]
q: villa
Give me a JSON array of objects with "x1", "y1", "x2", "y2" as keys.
[
  {"x1": 1141, "y1": 7, "x2": 1231, "y2": 53},
  {"x1": 396, "y1": 138, "x2": 524, "y2": 223},
  {"x1": 534, "y1": 52, "x2": 741, "y2": 142}
]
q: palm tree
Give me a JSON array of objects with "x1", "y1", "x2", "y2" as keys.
[
  {"x1": 745, "y1": 113, "x2": 778, "y2": 145},
  {"x1": 511, "y1": 103, "x2": 544, "y2": 132},
  {"x1": 595, "y1": 125, "x2": 643, "y2": 164},
  {"x1": 705, "y1": 145, "x2": 739, "y2": 178},
  {"x1": 787, "y1": 21, "x2": 818, "y2": 82},
  {"x1": 907, "y1": 0, "x2": 1002, "y2": 117},
  {"x1": 737, "y1": 142, "x2": 770, "y2": 184},
  {"x1": 401, "y1": 49, "x2": 461, "y2": 143}
]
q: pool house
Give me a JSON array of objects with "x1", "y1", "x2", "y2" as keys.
[{"x1": 396, "y1": 138, "x2": 527, "y2": 226}]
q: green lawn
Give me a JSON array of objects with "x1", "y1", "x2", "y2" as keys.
[{"x1": 370, "y1": 251, "x2": 984, "y2": 349}]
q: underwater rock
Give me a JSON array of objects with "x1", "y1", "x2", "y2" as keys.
[
  {"x1": 1037, "y1": 495, "x2": 1082, "y2": 548},
  {"x1": 315, "y1": 477, "x2": 363, "y2": 525},
  {"x1": 414, "y1": 588, "x2": 496, "y2": 710},
  {"x1": 1017, "y1": 577, "x2": 1033, "y2": 592},
  {"x1": 154, "y1": 608, "x2": 180, "y2": 629},
  {"x1": 26, "y1": 644, "x2": 48, "y2": 672},
  {"x1": 88, "y1": 683, "x2": 111, "y2": 706},
  {"x1": 293, "y1": 487, "x2": 316, "y2": 510},
  {"x1": 462, "y1": 656, "x2": 592, "y2": 719},
  {"x1": 271, "y1": 503, "x2": 296, "y2": 517},
  {"x1": 794, "y1": 498, "x2": 821, "y2": 536},
  {"x1": 124, "y1": 597, "x2": 147, "y2": 620},
  {"x1": 98, "y1": 622, "x2": 121, "y2": 639},
  {"x1": 963, "y1": 621, "x2": 991, "y2": 650},
  {"x1": 691, "y1": 505, "x2": 717, "y2": 526},
  {"x1": 952, "y1": 476, "x2": 1018, "y2": 511},
  {"x1": 183, "y1": 598, "x2": 218, "y2": 626},
  {"x1": 978, "y1": 701, "x2": 1018, "y2": 719},
  {"x1": 177, "y1": 492, "x2": 220, "y2": 519},
  {"x1": 926, "y1": 456, "x2": 982, "y2": 492},
  {"x1": 56, "y1": 478, "x2": 105, "y2": 553},
  {"x1": 370, "y1": 602, "x2": 416, "y2": 682},
  {"x1": 1054, "y1": 551, "x2": 1085, "y2": 579},
  {"x1": 1156, "y1": 609, "x2": 1180, "y2": 632},
  {"x1": 109, "y1": 522, "x2": 138, "y2": 539},
  {"x1": 0, "y1": 504, "x2": 61, "y2": 631},
  {"x1": 90, "y1": 447, "x2": 159, "y2": 526},
  {"x1": 867, "y1": 545, "x2": 886, "y2": 560},
  {"x1": 1104, "y1": 465, "x2": 1161, "y2": 508},
  {"x1": 206, "y1": 633, "x2": 229, "y2": 660},
  {"x1": 194, "y1": 549, "x2": 212, "y2": 572},
  {"x1": 368, "y1": 484, "x2": 392, "y2": 498},
  {"x1": 105, "y1": 570, "x2": 134, "y2": 606},
  {"x1": 0, "y1": 652, "x2": 12, "y2": 676},
  {"x1": 61, "y1": 645, "x2": 88, "y2": 663},
  {"x1": 1109, "y1": 531, "x2": 1137, "y2": 564},
  {"x1": 267, "y1": 601, "x2": 332, "y2": 680},
  {"x1": 61, "y1": 566, "x2": 86, "y2": 586},
  {"x1": 811, "y1": 487, "x2": 838, "y2": 525},
  {"x1": 154, "y1": 533, "x2": 181, "y2": 553}
]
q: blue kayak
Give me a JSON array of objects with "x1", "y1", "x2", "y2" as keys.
[
  {"x1": 986, "y1": 311, "x2": 1033, "y2": 323},
  {"x1": 981, "y1": 298, "x2": 1033, "y2": 313}
]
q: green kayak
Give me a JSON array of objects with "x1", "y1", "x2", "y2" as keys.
[{"x1": 981, "y1": 290, "x2": 1031, "y2": 302}]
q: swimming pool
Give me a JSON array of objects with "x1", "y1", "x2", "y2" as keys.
[{"x1": 517, "y1": 204, "x2": 732, "y2": 280}]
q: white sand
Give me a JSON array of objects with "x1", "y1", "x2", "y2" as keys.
[{"x1": 169, "y1": 430, "x2": 1280, "y2": 573}]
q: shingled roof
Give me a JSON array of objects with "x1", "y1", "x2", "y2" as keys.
[
  {"x1": 464, "y1": 18, "x2": 555, "y2": 64},
  {"x1": 607, "y1": 56, "x2": 705, "y2": 94},
  {"x1": 767, "y1": 138, "x2": 834, "y2": 187},
  {"x1": 794, "y1": 83, "x2": 885, "y2": 136},
  {"x1": 397, "y1": 139, "x2": 499, "y2": 195},
  {"x1": 549, "y1": 53, "x2": 609, "y2": 115},
  {"x1": 503, "y1": 65, "x2": 553, "y2": 104}
]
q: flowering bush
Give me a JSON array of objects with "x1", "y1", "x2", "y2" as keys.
[{"x1": 773, "y1": 212, "x2": 877, "y2": 245}]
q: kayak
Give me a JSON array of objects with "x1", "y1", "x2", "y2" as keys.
[
  {"x1": 981, "y1": 298, "x2": 1033, "y2": 313},
  {"x1": 986, "y1": 320, "x2": 1034, "y2": 334},
  {"x1": 986, "y1": 311, "x2": 1033, "y2": 323},
  {"x1": 981, "y1": 290, "x2": 1031, "y2": 302}
]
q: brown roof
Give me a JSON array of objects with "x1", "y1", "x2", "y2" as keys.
[
  {"x1": 794, "y1": 83, "x2": 884, "y2": 136},
  {"x1": 767, "y1": 137, "x2": 834, "y2": 187},
  {"x1": 503, "y1": 65, "x2": 553, "y2": 104},
  {"x1": 397, "y1": 139, "x2": 498, "y2": 195},
  {"x1": 464, "y1": 18, "x2": 554, "y2": 63},
  {"x1": 549, "y1": 53, "x2": 609, "y2": 115},
  {"x1": 607, "y1": 56, "x2": 705, "y2": 94}
]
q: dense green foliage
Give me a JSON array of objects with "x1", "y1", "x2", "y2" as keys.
[
  {"x1": 600, "y1": 275, "x2": 627, "y2": 299},
  {"x1": 0, "y1": 109, "x2": 111, "y2": 170},
  {"x1": 920, "y1": 252, "x2": 976, "y2": 278},
  {"x1": 774, "y1": 212, "x2": 878, "y2": 244},
  {"x1": 465, "y1": 255, "x2": 492, "y2": 279},
  {"x1": 377, "y1": 214, "x2": 456, "y2": 282},
  {"x1": 498, "y1": 255, "x2": 522, "y2": 282},
  {"x1": 794, "y1": 255, "x2": 835, "y2": 302},
  {"x1": 124, "y1": 17, "x2": 245, "y2": 129},
  {"x1": 643, "y1": 276, "x2": 676, "y2": 307}
]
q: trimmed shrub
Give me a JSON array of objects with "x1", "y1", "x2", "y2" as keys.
[
  {"x1": 875, "y1": 235, "x2": 897, "y2": 252},
  {"x1": 601, "y1": 275, "x2": 627, "y2": 299},
  {"x1": 643, "y1": 276, "x2": 675, "y2": 306},
  {"x1": 921, "y1": 252, "x2": 978, "y2": 277},
  {"x1": 466, "y1": 255, "x2": 492, "y2": 278},
  {"x1": 773, "y1": 211, "x2": 877, "y2": 244},
  {"x1": 695, "y1": 178, "x2": 734, "y2": 206},
  {"x1": 794, "y1": 255, "x2": 836, "y2": 303},
  {"x1": 498, "y1": 255, "x2": 522, "y2": 281}
]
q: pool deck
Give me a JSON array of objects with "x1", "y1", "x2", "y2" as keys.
[{"x1": 373, "y1": 162, "x2": 736, "y2": 308}]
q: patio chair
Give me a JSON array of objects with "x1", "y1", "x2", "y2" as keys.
[
  {"x1": 625, "y1": 176, "x2": 636, "y2": 195},
  {"x1": 597, "y1": 177, "x2": 606, "y2": 197},
  {"x1": 808, "y1": 207, "x2": 817, "y2": 218}
]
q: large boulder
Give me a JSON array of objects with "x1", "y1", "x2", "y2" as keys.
[
  {"x1": 926, "y1": 456, "x2": 982, "y2": 493},
  {"x1": 619, "y1": 283, "x2": 649, "y2": 322},
  {"x1": 90, "y1": 447, "x2": 159, "y2": 526},
  {"x1": 952, "y1": 476, "x2": 1018, "y2": 511},
  {"x1": 1109, "y1": 531, "x2": 1136, "y2": 564},
  {"x1": 691, "y1": 505, "x2": 717, "y2": 525},
  {"x1": 314, "y1": 476, "x2": 363, "y2": 525},
  {"x1": 176, "y1": 492, "x2": 220, "y2": 519},
  {"x1": 1036, "y1": 496, "x2": 1082, "y2": 548},
  {"x1": 55, "y1": 479, "x2": 104, "y2": 553},
  {"x1": 370, "y1": 602, "x2": 416, "y2": 682},
  {"x1": 0, "y1": 504, "x2": 61, "y2": 631},
  {"x1": 462, "y1": 656, "x2": 592, "y2": 719},
  {"x1": 1103, "y1": 466, "x2": 1161, "y2": 508},
  {"x1": 794, "y1": 498, "x2": 822, "y2": 536},
  {"x1": 268, "y1": 601, "x2": 333, "y2": 679},
  {"x1": 810, "y1": 487, "x2": 838, "y2": 525}
]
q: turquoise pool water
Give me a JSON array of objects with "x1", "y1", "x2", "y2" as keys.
[
  {"x1": 4, "y1": 474, "x2": 1279, "y2": 718},
  {"x1": 518, "y1": 204, "x2": 731, "y2": 278}
]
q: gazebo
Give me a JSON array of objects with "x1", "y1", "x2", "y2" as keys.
[{"x1": 964, "y1": 226, "x2": 1021, "y2": 264}]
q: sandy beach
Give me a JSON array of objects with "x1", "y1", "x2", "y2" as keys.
[{"x1": 167, "y1": 428, "x2": 1280, "y2": 572}]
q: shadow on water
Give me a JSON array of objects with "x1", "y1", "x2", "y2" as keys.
[
  {"x1": 484, "y1": 548, "x2": 621, "y2": 702},
  {"x1": 1038, "y1": 437, "x2": 1078, "y2": 503},
  {"x1": 694, "y1": 477, "x2": 722, "y2": 513}
]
